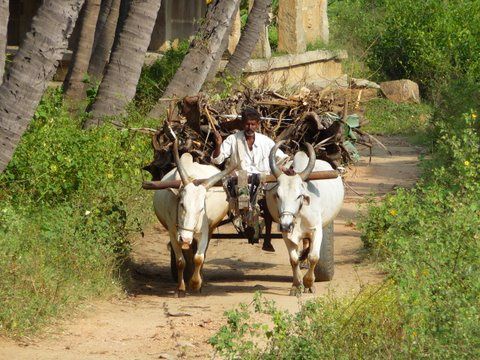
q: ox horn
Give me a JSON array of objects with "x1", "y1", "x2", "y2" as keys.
[
  {"x1": 173, "y1": 140, "x2": 191, "y2": 185},
  {"x1": 298, "y1": 143, "x2": 316, "y2": 181},
  {"x1": 202, "y1": 158, "x2": 238, "y2": 190},
  {"x1": 269, "y1": 141, "x2": 285, "y2": 179}
]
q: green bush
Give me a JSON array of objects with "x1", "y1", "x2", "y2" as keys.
[
  {"x1": 211, "y1": 287, "x2": 405, "y2": 359},
  {"x1": 329, "y1": 0, "x2": 480, "y2": 97},
  {"x1": 0, "y1": 88, "x2": 154, "y2": 335},
  {"x1": 358, "y1": 104, "x2": 480, "y2": 357}
]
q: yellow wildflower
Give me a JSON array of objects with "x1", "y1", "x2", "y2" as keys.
[
  {"x1": 472, "y1": 113, "x2": 477, "y2": 120},
  {"x1": 389, "y1": 209, "x2": 397, "y2": 216},
  {"x1": 107, "y1": 173, "x2": 114, "y2": 179},
  {"x1": 464, "y1": 160, "x2": 470, "y2": 166}
]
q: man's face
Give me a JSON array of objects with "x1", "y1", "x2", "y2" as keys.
[{"x1": 243, "y1": 118, "x2": 259, "y2": 136}]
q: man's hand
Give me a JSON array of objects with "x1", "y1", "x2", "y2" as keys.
[{"x1": 280, "y1": 166, "x2": 296, "y2": 176}]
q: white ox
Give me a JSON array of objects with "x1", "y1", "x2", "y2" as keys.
[
  {"x1": 266, "y1": 142, "x2": 344, "y2": 295},
  {"x1": 153, "y1": 142, "x2": 235, "y2": 296}
]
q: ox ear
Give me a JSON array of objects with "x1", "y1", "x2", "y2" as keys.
[{"x1": 303, "y1": 194, "x2": 311, "y2": 206}]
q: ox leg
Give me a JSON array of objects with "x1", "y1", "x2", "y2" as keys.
[
  {"x1": 303, "y1": 228, "x2": 322, "y2": 293},
  {"x1": 190, "y1": 224, "x2": 209, "y2": 292},
  {"x1": 283, "y1": 237, "x2": 303, "y2": 296},
  {"x1": 170, "y1": 235, "x2": 187, "y2": 297},
  {"x1": 261, "y1": 200, "x2": 275, "y2": 252}
]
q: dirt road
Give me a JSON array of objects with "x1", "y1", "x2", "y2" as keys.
[{"x1": 0, "y1": 137, "x2": 421, "y2": 360}]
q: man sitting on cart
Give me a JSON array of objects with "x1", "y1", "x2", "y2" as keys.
[{"x1": 211, "y1": 107, "x2": 290, "y2": 252}]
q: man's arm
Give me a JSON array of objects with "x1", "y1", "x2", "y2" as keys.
[{"x1": 212, "y1": 131, "x2": 223, "y2": 159}]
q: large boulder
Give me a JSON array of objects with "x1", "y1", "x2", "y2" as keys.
[{"x1": 380, "y1": 79, "x2": 420, "y2": 103}]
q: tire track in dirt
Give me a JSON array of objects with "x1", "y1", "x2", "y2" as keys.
[{"x1": 0, "y1": 136, "x2": 422, "y2": 360}]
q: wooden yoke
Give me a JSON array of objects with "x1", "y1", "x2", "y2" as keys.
[{"x1": 142, "y1": 170, "x2": 339, "y2": 190}]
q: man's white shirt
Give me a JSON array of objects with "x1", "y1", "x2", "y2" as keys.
[{"x1": 212, "y1": 131, "x2": 287, "y2": 174}]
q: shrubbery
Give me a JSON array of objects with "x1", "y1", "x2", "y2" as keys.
[
  {"x1": 0, "y1": 89, "x2": 154, "y2": 335},
  {"x1": 329, "y1": 0, "x2": 480, "y2": 96}
]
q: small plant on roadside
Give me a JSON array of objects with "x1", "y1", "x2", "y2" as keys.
[
  {"x1": 134, "y1": 40, "x2": 189, "y2": 114},
  {"x1": 363, "y1": 98, "x2": 433, "y2": 139}
]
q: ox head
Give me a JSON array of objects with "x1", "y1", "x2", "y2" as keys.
[
  {"x1": 173, "y1": 141, "x2": 235, "y2": 248},
  {"x1": 269, "y1": 141, "x2": 316, "y2": 233}
]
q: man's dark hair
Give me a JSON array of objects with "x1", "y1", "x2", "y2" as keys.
[{"x1": 241, "y1": 106, "x2": 261, "y2": 122}]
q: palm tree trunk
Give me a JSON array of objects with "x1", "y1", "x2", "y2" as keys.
[
  {"x1": 63, "y1": 0, "x2": 102, "y2": 102},
  {"x1": 205, "y1": 5, "x2": 240, "y2": 82},
  {"x1": 86, "y1": 0, "x2": 161, "y2": 127},
  {"x1": 148, "y1": 0, "x2": 241, "y2": 119},
  {"x1": 0, "y1": 0, "x2": 8, "y2": 83},
  {"x1": 0, "y1": 0, "x2": 84, "y2": 174},
  {"x1": 224, "y1": 0, "x2": 271, "y2": 78},
  {"x1": 87, "y1": 0, "x2": 121, "y2": 83},
  {"x1": 91, "y1": 0, "x2": 114, "y2": 50}
]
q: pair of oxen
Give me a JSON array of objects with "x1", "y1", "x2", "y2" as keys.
[{"x1": 153, "y1": 141, "x2": 344, "y2": 296}]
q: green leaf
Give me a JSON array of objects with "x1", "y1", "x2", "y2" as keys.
[{"x1": 346, "y1": 114, "x2": 360, "y2": 128}]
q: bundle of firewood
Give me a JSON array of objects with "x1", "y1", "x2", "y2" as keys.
[{"x1": 143, "y1": 88, "x2": 373, "y2": 181}]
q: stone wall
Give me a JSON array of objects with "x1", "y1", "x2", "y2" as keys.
[{"x1": 220, "y1": 49, "x2": 347, "y2": 91}]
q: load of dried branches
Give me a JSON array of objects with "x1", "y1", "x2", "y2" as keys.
[{"x1": 143, "y1": 88, "x2": 376, "y2": 181}]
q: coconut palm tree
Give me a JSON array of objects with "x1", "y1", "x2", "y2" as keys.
[
  {"x1": 0, "y1": 0, "x2": 85, "y2": 174},
  {"x1": 64, "y1": 0, "x2": 102, "y2": 102},
  {"x1": 0, "y1": 0, "x2": 8, "y2": 83},
  {"x1": 87, "y1": 0, "x2": 121, "y2": 84},
  {"x1": 224, "y1": 0, "x2": 271, "y2": 78},
  {"x1": 86, "y1": 0, "x2": 161, "y2": 127},
  {"x1": 148, "y1": 0, "x2": 241, "y2": 119}
]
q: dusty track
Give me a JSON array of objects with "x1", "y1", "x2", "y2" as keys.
[{"x1": 0, "y1": 136, "x2": 421, "y2": 360}]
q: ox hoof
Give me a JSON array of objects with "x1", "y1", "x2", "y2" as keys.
[
  {"x1": 262, "y1": 242, "x2": 275, "y2": 252},
  {"x1": 304, "y1": 286, "x2": 316, "y2": 294},
  {"x1": 289, "y1": 286, "x2": 303, "y2": 296},
  {"x1": 175, "y1": 290, "x2": 186, "y2": 298},
  {"x1": 189, "y1": 281, "x2": 202, "y2": 293}
]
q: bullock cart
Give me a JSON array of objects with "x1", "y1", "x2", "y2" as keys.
[
  {"x1": 140, "y1": 90, "x2": 364, "y2": 292},
  {"x1": 142, "y1": 167, "x2": 339, "y2": 283}
]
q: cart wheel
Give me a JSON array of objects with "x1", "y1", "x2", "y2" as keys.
[
  {"x1": 169, "y1": 242, "x2": 196, "y2": 284},
  {"x1": 314, "y1": 222, "x2": 334, "y2": 282}
]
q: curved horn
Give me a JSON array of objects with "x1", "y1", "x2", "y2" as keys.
[
  {"x1": 173, "y1": 140, "x2": 191, "y2": 185},
  {"x1": 269, "y1": 140, "x2": 285, "y2": 178},
  {"x1": 202, "y1": 158, "x2": 238, "y2": 190},
  {"x1": 298, "y1": 143, "x2": 316, "y2": 181}
]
